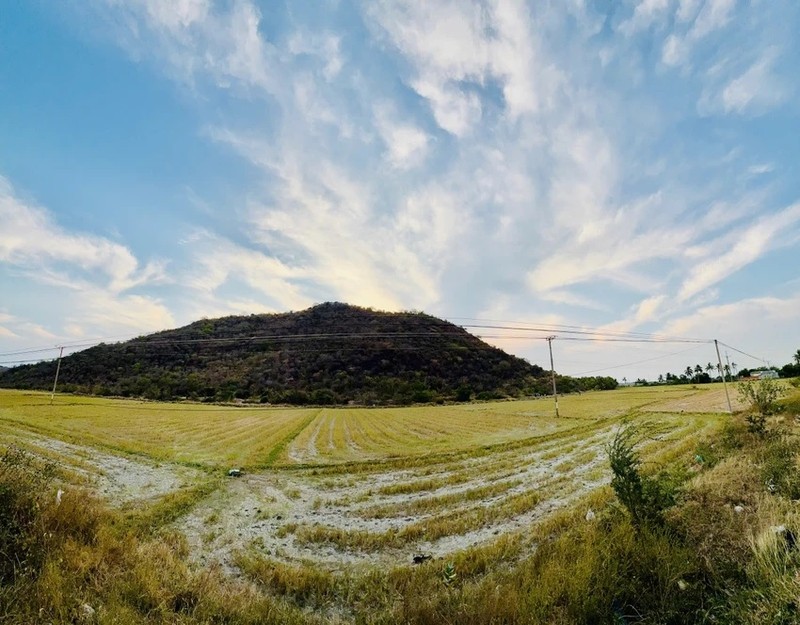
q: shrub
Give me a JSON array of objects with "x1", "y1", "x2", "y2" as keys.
[
  {"x1": 738, "y1": 379, "x2": 784, "y2": 415},
  {"x1": 0, "y1": 446, "x2": 56, "y2": 583},
  {"x1": 607, "y1": 424, "x2": 678, "y2": 528}
]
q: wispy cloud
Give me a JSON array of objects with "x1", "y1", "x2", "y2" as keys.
[
  {"x1": 662, "y1": 0, "x2": 736, "y2": 67},
  {"x1": 678, "y1": 203, "x2": 800, "y2": 302},
  {"x1": 2, "y1": 0, "x2": 798, "y2": 375},
  {"x1": 0, "y1": 177, "x2": 166, "y2": 293}
]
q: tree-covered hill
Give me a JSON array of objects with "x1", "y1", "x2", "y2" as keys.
[{"x1": 0, "y1": 303, "x2": 556, "y2": 405}]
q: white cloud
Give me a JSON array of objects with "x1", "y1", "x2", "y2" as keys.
[
  {"x1": 373, "y1": 104, "x2": 430, "y2": 169},
  {"x1": 719, "y1": 50, "x2": 786, "y2": 114},
  {"x1": 678, "y1": 203, "x2": 800, "y2": 301},
  {"x1": 0, "y1": 177, "x2": 166, "y2": 293},
  {"x1": 748, "y1": 163, "x2": 774, "y2": 175},
  {"x1": 662, "y1": 0, "x2": 736, "y2": 67},
  {"x1": 539, "y1": 290, "x2": 609, "y2": 311},
  {"x1": 96, "y1": 0, "x2": 273, "y2": 93},
  {"x1": 618, "y1": 0, "x2": 671, "y2": 36},
  {"x1": 633, "y1": 294, "x2": 667, "y2": 323},
  {"x1": 184, "y1": 232, "x2": 311, "y2": 312},
  {"x1": 288, "y1": 31, "x2": 343, "y2": 81},
  {"x1": 662, "y1": 291, "x2": 800, "y2": 367},
  {"x1": 367, "y1": 0, "x2": 548, "y2": 135}
]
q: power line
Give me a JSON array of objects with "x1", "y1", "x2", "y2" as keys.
[
  {"x1": 451, "y1": 317, "x2": 706, "y2": 342},
  {"x1": 461, "y1": 323, "x2": 707, "y2": 343},
  {"x1": 572, "y1": 344, "x2": 706, "y2": 376},
  {"x1": 716, "y1": 341, "x2": 767, "y2": 365}
]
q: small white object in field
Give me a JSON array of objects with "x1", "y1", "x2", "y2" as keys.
[
  {"x1": 771, "y1": 525, "x2": 787, "y2": 535},
  {"x1": 228, "y1": 468, "x2": 243, "y2": 477},
  {"x1": 734, "y1": 505, "x2": 744, "y2": 514},
  {"x1": 585, "y1": 508, "x2": 596, "y2": 521},
  {"x1": 80, "y1": 603, "x2": 95, "y2": 619},
  {"x1": 677, "y1": 579, "x2": 688, "y2": 591},
  {"x1": 56, "y1": 489, "x2": 64, "y2": 506}
]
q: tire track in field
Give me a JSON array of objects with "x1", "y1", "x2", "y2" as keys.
[
  {"x1": 263, "y1": 409, "x2": 323, "y2": 467},
  {"x1": 288, "y1": 411, "x2": 328, "y2": 463}
]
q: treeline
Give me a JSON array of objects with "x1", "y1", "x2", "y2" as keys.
[{"x1": 628, "y1": 349, "x2": 800, "y2": 386}]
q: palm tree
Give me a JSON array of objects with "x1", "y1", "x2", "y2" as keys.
[
  {"x1": 694, "y1": 364, "x2": 703, "y2": 379},
  {"x1": 705, "y1": 362, "x2": 715, "y2": 373},
  {"x1": 685, "y1": 366, "x2": 693, "y2": 379},
  {"x1": 794, "y1": 349, "x2": 800, "y2": 366}
]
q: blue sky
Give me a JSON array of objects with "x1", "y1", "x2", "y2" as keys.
[{"x1": 1, "y1": 0, "x2": 799, "y2": 381}]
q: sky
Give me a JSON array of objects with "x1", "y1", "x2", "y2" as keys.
[{"x1": 1, "y1": 0, "x2": 799, "y2": 382}]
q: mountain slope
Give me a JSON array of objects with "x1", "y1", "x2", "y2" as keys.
[{"x1": 0, "y1": 303, "x2": 546, "y2": 405}]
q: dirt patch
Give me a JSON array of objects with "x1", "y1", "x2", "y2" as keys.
[
  {"x1": 175, "y1": 425, "x2": 618, "y2": 570},
  {"x1": 8, "y1": 432, "x2": 198, "y2": 504},
  {"x1": 644, "y1": 388, "x2": 745, "y2": 413}
]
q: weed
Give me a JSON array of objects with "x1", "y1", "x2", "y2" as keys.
[{"x1": 442, "y1": 562, "x2": 457, "y2": 587}]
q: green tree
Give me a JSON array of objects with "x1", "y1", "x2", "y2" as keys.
[{"x1": 794, "y1": 349, "x2": 800, "y2": 366}]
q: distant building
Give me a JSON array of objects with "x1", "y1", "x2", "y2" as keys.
[{"x1": 751, "y1": 370, "x2": 779, "y2": 380}]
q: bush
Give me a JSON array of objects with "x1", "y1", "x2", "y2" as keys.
[
  {"x1": 607, "y1": 424, "x2": 678, "y2": 528},
  {"x1": 0, "y1": 446, "x2": 56, "y2": 583},
  {"x1": 738, "y1": 379, "x2": 784, "y2": 415}
]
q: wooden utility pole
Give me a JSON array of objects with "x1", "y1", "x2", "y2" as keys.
[
  {"x1": 50, "y1": 346, "x2": 64, "y2": 405},
  {"x1": 547, "y1": 336, "x2": 559, "y2": 417},
  {"x1": 714, "y1": 339, "x2": 733, "y2": 414}
]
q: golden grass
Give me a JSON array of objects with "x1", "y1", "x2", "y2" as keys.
[
  {"x1": 0, "y1": 391, "x2": 321, "y2": 468},
  {"x1": 6, "y1": 385, "x2": 782, "y2": 624}
]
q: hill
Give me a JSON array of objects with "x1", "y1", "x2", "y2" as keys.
[{"x1": 0, "y1": 303, "x2": 549, "y2": 405}]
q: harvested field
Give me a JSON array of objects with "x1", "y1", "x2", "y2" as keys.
[{"x1": 0, "y1": 386, "x2": 728, "y2": 572}]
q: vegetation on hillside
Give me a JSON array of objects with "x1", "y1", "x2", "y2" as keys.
[{"x1": 0, "y1": 303, "x2": 616, "y2": 405}]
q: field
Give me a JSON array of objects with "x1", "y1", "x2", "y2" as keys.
[
  {"x1": 12, "y1": 383, "x2": 800, "y2": 623},
  {"x1": 0, "y1": 385, "x2": 725, "y2": 569}
]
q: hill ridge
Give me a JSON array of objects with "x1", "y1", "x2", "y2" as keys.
[{"x1": 0, "y1": 303, "x2": 546, "y2": 405}]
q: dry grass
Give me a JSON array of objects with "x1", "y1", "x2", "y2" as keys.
[{"x1": 6, "y1": 385, "x2": 792, "y2": 624}]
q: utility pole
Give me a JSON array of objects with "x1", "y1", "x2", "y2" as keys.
[
  {"x1": 714, "y1": 339, "x2": 733, "y2": 414},
  {"x1": 50, "y1": 346, "x2": 64, "y2": 406},
  {"x1": 547, "y1": 336, "x2": 559, "y2": 417}
]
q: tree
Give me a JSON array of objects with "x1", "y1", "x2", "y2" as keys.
[
  {"x1": 685, "y1": 366, "x2": 693, "y2": 379},
  {"x1": 794, "y1": 349, "x2": 800, "y2": 366},
  {"x1": 657, "y1": 374, "x2": 664, "y2": 383},
  {"x1": 705, "y1": 362, "x2": 715, "y2": 374}
]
